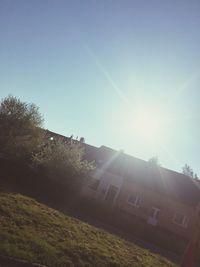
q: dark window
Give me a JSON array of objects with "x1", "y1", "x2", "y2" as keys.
[
  {"x1": 90, "y1": 179, "x2": 100, "y2": 190},
  {"x1": 104, "y1": 185, "x2": 118, "y2": 205},
  {"x1": 127, "y1": 194, "x2": 141, "y2": 207},
  {"x1": 173, "y1": 213, "x2": 189, "y2": 228}
]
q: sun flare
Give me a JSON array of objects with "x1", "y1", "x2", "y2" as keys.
[{"x1": 133, "y1": 110, "x2": 161, "y2": 141}]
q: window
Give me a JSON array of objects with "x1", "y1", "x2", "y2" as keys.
[
  {"x1": 89, "y1": 178, "x2": 100, "y2": 191},
  {"x1": 147, "y1": 207, "x2": 160, "y2": 226},
  {"x1": 104, "y1": 185, "x2": 118, "y2": 205},
  {"x1": 173, "y1": 213, "x2": 189, "y2": 228},
  {"x1": 149, "y1": 207, "x2": 160, "y2": 219},
  {"x1": 127, "y1": 194, "x2": 141, "y2": 207}
]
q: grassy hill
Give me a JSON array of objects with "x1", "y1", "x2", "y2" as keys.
[{"x1": 0, "y1": 191, "x2": 178, "y2": 267}]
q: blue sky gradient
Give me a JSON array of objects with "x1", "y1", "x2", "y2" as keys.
[{"x1": 0, "y1": 0, "x2": 200, "y2": 175}]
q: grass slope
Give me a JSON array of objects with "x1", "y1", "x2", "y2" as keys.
[{"x1": 0, "y1": 192, "x2": 178, "y2": 267}]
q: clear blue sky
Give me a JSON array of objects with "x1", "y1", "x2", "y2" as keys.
[{"x1": 0, "y1": 0, "x2": 200, "y2": 175}]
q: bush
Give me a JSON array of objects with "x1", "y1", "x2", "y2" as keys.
[
  {"x1": 32, "y1": 138, "x2": 95, "y2": 196},
  {"x1": 0, "y1": 95, "x2": 44, "y2": 161}
]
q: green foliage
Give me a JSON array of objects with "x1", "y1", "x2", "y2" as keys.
[
  {"x1": 0, "y1": 95, "x2": 44, "y2": 160},
  {"x1": 32, "y1": 138, "x2": 94, "y2": 192},
  {"x1": 0, "y1": 191, "x2": 177, "y2": 267}
]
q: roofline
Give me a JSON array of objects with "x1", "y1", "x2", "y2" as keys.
[{"x1": 45, "y1": 129, "x2": 200, "y2": 193}]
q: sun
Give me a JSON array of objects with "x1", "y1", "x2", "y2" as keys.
[
  {"x1": 133, "y1": 109, "x2": 161, "y2": 141},
  {"x1": 117, "y1": 105, "x2": 164, "y2": 144}
]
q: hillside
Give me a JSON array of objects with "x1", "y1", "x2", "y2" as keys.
[{"x1": 0, "y1": 191, "x2": 178, "y2": 267}]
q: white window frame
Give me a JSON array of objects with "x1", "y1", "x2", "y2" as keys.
[
  {"x1": 147, "y1": 207, "x2": 160, "y2": 226},
  {"x1": 149, "y1": 207, "x2": 160, "y2": 219},
  {"x1": 127, "y1": 194, "x2": 141, "y2": 208},
  {"x1": 173, "y1": 213, "x2": 189, "y2": 228}
]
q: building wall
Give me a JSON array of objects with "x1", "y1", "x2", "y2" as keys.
[
  {"x1": 81, "y1": 168, "x2": 123, "y2": 204},
  {"x1": 115, "y1": 178, "x2": 198, "y2": 240},
  {"x1": 82, "y1": 168, "x2": 199, "y2": 241}
]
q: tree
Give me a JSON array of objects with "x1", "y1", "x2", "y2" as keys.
[
  {"x1": 0, "y1": 95, "x2": 44, "y2": 160},
  {"x1": 148, "y1": 156, "x2": 160, "y2": 166},
  {"x1": 182, "y1": 164, "x2": 199, "y2": 179},
  {"x1": 182, "y1": 164, "x2": 194, "y2": 178},
  {"x1": 32, "y1": 138, "x2": 95, "y2": 193}
]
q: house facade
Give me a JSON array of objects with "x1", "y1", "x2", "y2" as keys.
[
  {"x1": 82, "y1": 145, "x2": 200, "y2": 242},
  {"x1": 116, "y1": 179, "x2": 198, "y2": 240},
  {"x1": 46, "y1": 130, "x2": 200, "y2": 244}
]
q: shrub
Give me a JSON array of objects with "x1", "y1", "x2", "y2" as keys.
[
  {"x1": 32, "y1": 138, "x2": 95, "y2": 196},
  {"x1": 0, "y1": 95, "x2": 44, "y2": 161}
]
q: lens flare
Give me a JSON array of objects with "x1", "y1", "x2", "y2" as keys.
[{"x1": 133, "y1": 110, "x2": 160, "y2": 141}]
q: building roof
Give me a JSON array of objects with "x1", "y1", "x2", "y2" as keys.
[
  {"x1": 84, "y1": 144, "x2": 200, "y2": 207},
  {"x1": 47, "y1": 130, "x2": 200, "y2": 207}
]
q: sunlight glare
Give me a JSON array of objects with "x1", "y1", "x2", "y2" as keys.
[{"x1": 133, "y1": 110, "x2": 161, "y2": 141}]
